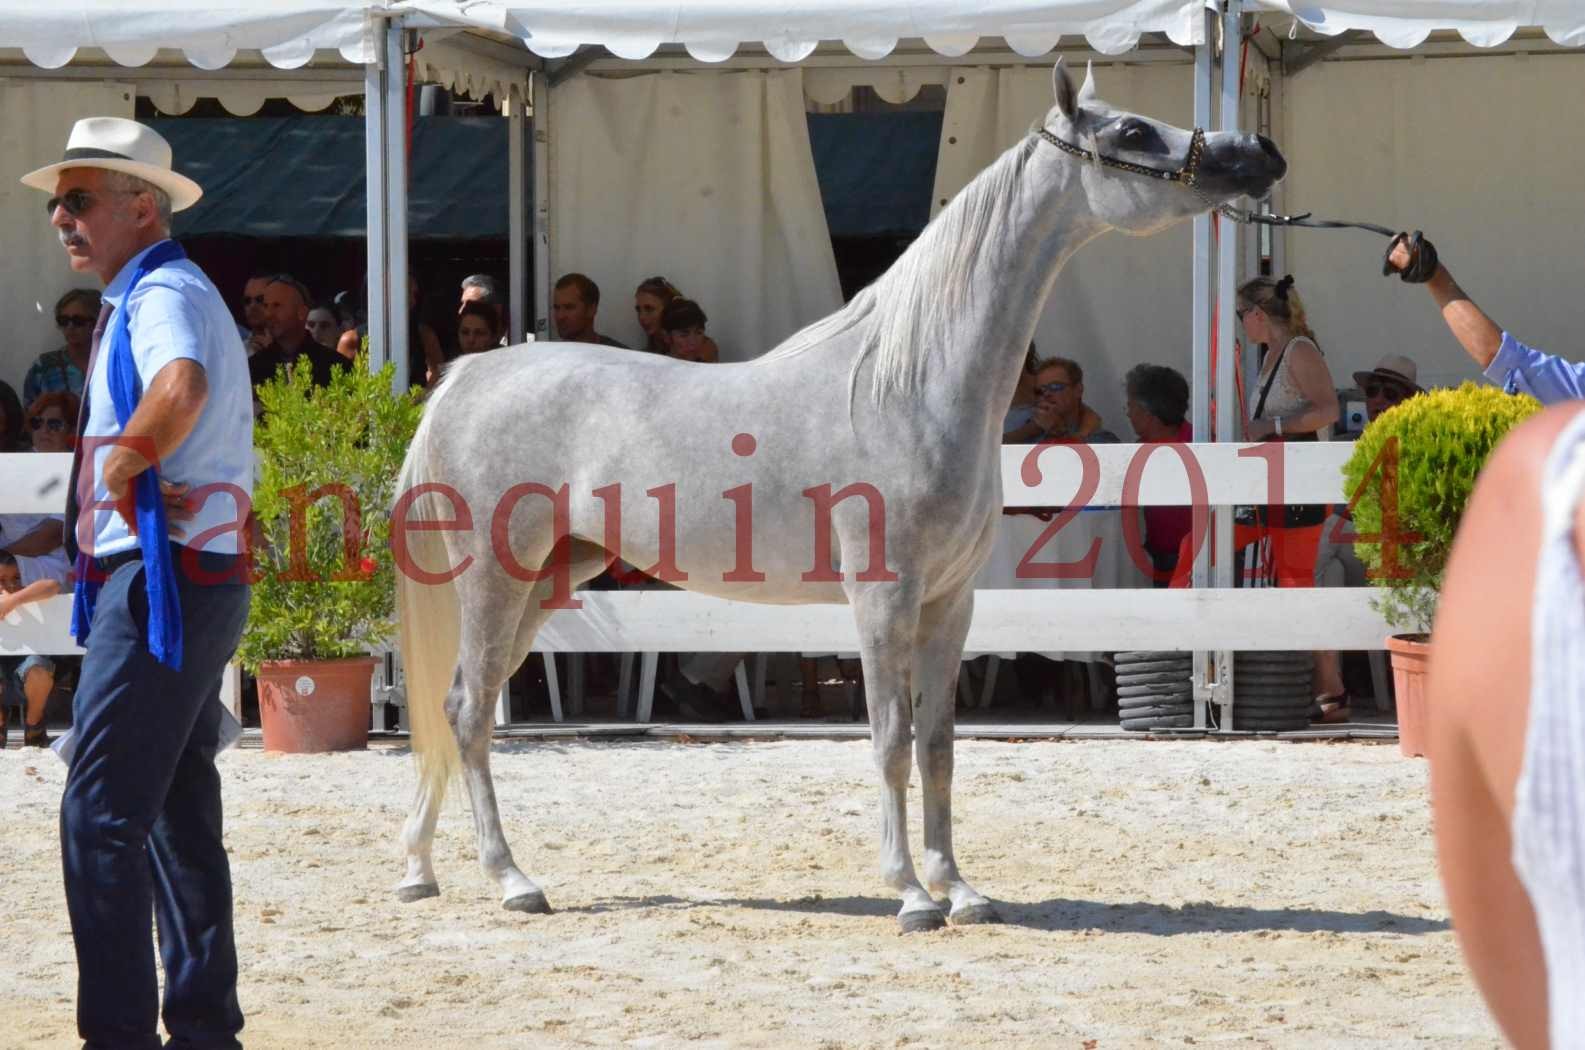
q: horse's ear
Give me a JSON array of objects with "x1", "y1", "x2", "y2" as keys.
[
  {"x1": 1052, "y1": 57, "x2": 1078, "y2": 122},
  {"x1": 1078, "y1": 61, "x2": 1099, "y2": 105}
]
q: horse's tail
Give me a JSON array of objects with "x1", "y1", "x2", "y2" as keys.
[{"x1": 395, "y1": 358, "x2": 480, "y2": 801}]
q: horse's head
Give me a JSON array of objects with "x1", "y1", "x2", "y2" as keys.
[{"x1": 1040, "y1": 57, "x2": 1286, "y2": 235}]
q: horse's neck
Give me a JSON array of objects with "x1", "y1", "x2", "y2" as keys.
[{"x1": 936, "y1": 162, "x2": 1108, "y2": 430}]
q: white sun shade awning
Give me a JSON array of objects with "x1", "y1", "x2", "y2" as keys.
[
  {"x1": 392, "y1": 1, "x2": 1209, "y2": 60},
  {"x1": 3, "y1": 1, "x2": 382, "y2": 70},
  {"x1": 1248, "y1": 1, "x2": 1585, "y2": 50}
]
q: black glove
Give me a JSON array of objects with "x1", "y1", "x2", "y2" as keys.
[{"x1": 1383, "y1": 230, "x2": 1439, "y2": 284}]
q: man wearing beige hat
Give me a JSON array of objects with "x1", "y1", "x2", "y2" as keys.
[
  {"x1": 23, "y1": 116, "x2": 254, "y2": 1049},
  {"x1": 1352, "y1": 353, "x2": 1424, "y2": 423}
]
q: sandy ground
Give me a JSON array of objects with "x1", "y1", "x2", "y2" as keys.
[{"x1": 1, "y1": 736, "x2": 1496, "y2": 1049}]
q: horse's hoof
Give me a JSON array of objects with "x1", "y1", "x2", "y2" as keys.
[
  {"x1": 898, "y1": 908, "x2": 947, "y2": 934},
  {"x1": 503, "y1": 890, "x2": 553, "y2": 914},
  {"x1": 395, "y1": 883, "x2": 440, "y2": 903},
  {"x1": 950, "y1": 902, "x2": 1003, "y2": 926}
]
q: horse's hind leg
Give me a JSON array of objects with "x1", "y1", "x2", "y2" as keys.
[
  {"x1": 457, "y1": 541, "x2": 610, "y2": 912},
  {"x1": 913, "y1": 585, "x2": 999, "y2": 925}
]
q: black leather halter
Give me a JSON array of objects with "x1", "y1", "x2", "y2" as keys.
[{"x1": 1036, "y1": 125, "x2": 1207, "y2": 188}]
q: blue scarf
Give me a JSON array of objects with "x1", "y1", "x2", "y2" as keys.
[{"x1": 72, "y1": 239, "x2": 187, "y2": 670}]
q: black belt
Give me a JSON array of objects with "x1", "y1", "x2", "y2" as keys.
[{"x1": 93, "y1": 546, "x2": 148, "y2": 576}]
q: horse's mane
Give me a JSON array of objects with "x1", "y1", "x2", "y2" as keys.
[{"x1": 754, "y1": 133, "x2": 1040, "y2": 411}]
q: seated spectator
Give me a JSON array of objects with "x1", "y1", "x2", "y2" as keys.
[
  {"x1": 660, "y1": 298, "x2": 718, "y2": 363},
  {"x1": 24, "y1": 289, "x2": 99, "y2": 405},
  {"x1": 634, "y1": 276, "x2": 682, "y2": 355},
  {"x1": 1003, "y1": 345, "x2": 1045, "y2": 443},
  {"x1": 459, "y1": 273, "x2": 506, "y2": 336},
  {"x1": 0, "y1": 392, "x2": 75, "y2": 748},
  {"x1": 1124, "y1": 364, "x2": 1193, "y2": 584},
  {"x1": 305, "y1": 302, "x2": 344, "y2": 352},
  {"x1": 456, "y1": 301, "x2": 503, "y2": 357},
  {"x1": 0, "y1": 381, "x2": 24, "y2": 452},
  {"x1": 1032, "y1": 357, "x2": 1109, "y2": 442},
  {"x1": 247, "y1": 275, "x2": 344, "y2": 398},
  {"x1": 239, "y1": 272, "x2": 274, "y2": 355},
  {"x1": 1311, "y1": 353, "x2": 1424, "y2": 720},
  {"x1": 0, "y1": 550, "x2": 66, "y2": 749},
  {"x1": 553, "y1": 273, "x2": 627, "y2": 348}
]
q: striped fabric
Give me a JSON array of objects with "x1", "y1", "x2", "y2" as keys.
[{"x1": 1514, "y1": 411, "x2": 1585, "y2": 1046}]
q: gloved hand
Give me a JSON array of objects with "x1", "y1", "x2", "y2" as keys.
[{"x1": 1383, "y1": 230, "x2": 1439, "y2": 283}]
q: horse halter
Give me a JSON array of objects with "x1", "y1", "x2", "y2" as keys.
[{"x1": 1036, "y1": 125, "x2": 1207, "y2": 188}]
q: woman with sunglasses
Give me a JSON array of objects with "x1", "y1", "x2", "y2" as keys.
[{"x1": 22, "y1": 288, "x2": 99, "y2": 407}]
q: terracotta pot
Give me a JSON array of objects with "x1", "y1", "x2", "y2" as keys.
[
  {"x1": 1386, "y1": 634, "x2": 1432, "y2": 759},
  {"x1": 256, "y1": 656, "x2": 376, "y2": 754}
]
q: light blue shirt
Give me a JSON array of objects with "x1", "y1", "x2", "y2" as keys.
[
  {"x1": 1486, "y1": 331, "x2": 1585, "y2": 405},
  {"x1": 86, "y1": 240, "x2": 254, "y2": 556}
]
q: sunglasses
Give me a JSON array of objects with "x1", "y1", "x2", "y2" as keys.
[
  {"x1": 56, "y1": 315, "x2": 95, "y2": 329},
  {"x1": 44, "y1": 187, "x2": 137, "y2": 218},
  {"x1": 242, "y1": 295, "x2": 268, "y2": 307},
  {"x1": 1035, "y1": 381, "x2": 1070, "y2": 396},
  {"x1": 1364, "y1": 382, "x2": 1410, "y2": 402},
  {"x1": 29, "y1": 416, "x2": 67, "y2": 433}
]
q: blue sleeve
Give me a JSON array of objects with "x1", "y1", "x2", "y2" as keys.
[
  {"x1": 126, "y1": 279, "x2": 208, "y2": 382},
  {"x1": 1485, "y1": 332, "x2": 1585, "y2": 404}
]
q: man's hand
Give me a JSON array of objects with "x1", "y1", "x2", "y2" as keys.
[
  {"x1": 103, "y1": 453, "x2": 195, "y2": 540},
  {"x1": 1384, "y1": 231, "x2": 1440, "y2": 283}
]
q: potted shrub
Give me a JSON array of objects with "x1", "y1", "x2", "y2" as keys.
[
  {"x1": 1342, "y1": 382, "x2": 1540, "y2": 757},
  {"x1": 238, "y1": 354, "x2": 424, "y2": 752}
]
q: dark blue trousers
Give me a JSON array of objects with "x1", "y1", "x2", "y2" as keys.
[{"x1": 61, "y1": 551, "x2": 250, "y2": 1050}]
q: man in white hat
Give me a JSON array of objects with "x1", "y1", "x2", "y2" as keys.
[
  {"x1": 1386, "y1": 233, "x2": 1584, "y2": 404},
  {"x1": 23, "y1": 117, "x2": 254, "y2": 1050}
]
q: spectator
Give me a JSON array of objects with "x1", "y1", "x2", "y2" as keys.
[
  {"x1": 239, "y1": 272, "x2": 273, "y2": 357},
  {"x1": 1031, "y1": 357, "x2": 1109, "y2": 442},
  {"x1": 1124, "y1": 364, "x2": 1193, "y2": 585},
  {"x1": 1386, "y1": 232, "x2": 1583, "y2": 404},
  {"x1": 247, "y1": 274, "x2": 344, "y2": 396},
  {"x1": 1003, "y1": 345, "x2": 1045, "y2": 443},
  {"x1": 410, "y1": 274, "x2": 446, "y2": 386},
  {"x1": 305, "y1": 303, "x2": 343, "y2": 352},
  {"x1": 25, "y1": 288, "x2": 98, "y2": 406},
  {"x1": 456, "y1": 301, "x2": 503, "y2": 357},
  {"x1": 0, "y1": 551, "x2": 66, "y2": 749},
  {"x1": 660, "y1": 298, "x2": 718, "y2": 363},
  {"x1": 459, "y1": 273, "x2": 507, "y2": 341},
  {"x1": 0, "y1": 389, "x2": 77, "y2": 749},
  {"x1": 1427, "y1": 403, "x2": 1585, "y2": 1050},
  {"x1": 553, "y1": 273, "x2": 627, "y2": 348},
  {"x1": 1310, "y1": 354, "x2": 1423, "y2": 721},
  {"x1": 634, "y1": 275, "x2": 682, "y2": 355},
  {"x1": 0, "y1": 381, "x2": 25, "y2": 452}
]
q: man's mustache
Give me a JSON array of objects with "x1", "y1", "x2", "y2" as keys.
[{"x1": 59, "y1": 229, "x2": 88, "y2": 250}]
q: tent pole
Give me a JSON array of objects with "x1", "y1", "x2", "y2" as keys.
[
  {"x1": 1216, "y1": 0, "x2": 1241, "y2": 591},
  {"x1": 384, "y1": 21, "x2": 411, "y2": 392},
  {"x1": 507, "y1": 85, "x2": 528, "y2": 344},
  {"x1": 531, "y1": 69, "x2": 552, "y2": 342},
  {"x1": 363, "y1": 18, "x2": 389, "y2": 379},
  {"x1": 1190, "y1": 5, "x2": 1215, "y2": 730}
]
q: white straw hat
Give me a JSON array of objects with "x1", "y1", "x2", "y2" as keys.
[{"x1": 20, "y1": 117, "x2": 202, "y2": 212}]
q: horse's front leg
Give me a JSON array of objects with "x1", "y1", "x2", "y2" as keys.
[
  {"x1": 914, "y1": 586, "x2": 1000, "y2": 924},
  {"x1": 847, "y1": 579, "x2": 944, "y2": 933}
]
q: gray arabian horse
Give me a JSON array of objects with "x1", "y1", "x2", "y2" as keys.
[{"x1": 394, "y1": 59, "x2": 1286, "y2": 932}]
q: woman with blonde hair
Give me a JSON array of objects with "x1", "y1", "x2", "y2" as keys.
[
  {"x1": 1236, "y1": 274, "x2": 1344, "y2": 718},
  {"x1": 634, "y1": 275, "x2": 683, "y2": 355}
]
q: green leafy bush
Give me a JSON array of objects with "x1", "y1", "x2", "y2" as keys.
[
  {"x1": 1341, "y1": 381, "x2": 1539, "y2": 635},
  {"x1": 236, "y1": 354, "x2": 424, "y2": 670}
]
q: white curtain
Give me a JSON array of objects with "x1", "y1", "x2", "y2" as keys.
[
  {"x1": 930, "y1": 63, "x2": 1202, "y2": 439},
  {"x1": 0, "y1": 80, "x2": 135, "y2": 399},
  {"x1": 549, "y1": 69, "x2": 842, "y2": 361}
]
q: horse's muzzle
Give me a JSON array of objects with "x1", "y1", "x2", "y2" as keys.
[{"x1": 1198, "y1": 132, "x2": 1287, "y2": 200}]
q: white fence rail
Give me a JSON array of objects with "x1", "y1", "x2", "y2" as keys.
[{"x1": 0, "y1": 444, "x2": 1389, "y2": 726}]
